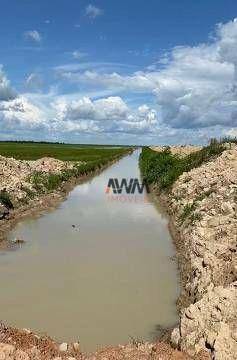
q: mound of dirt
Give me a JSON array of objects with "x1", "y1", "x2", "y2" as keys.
[{"x1": 0, "y1": 155, "x2": 75, "y2": 203}]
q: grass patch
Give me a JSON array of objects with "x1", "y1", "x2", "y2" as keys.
[
  {"x1": 29, "y1": 172, "x2": 47, "y2": 193},
  {"x1": 195, "y1": 189, "x2": 214, "y2": 202},
  {"x1": 179, "y1": 203, "x2": 196, "y2": 224},
  {"x1": 179, "y1": 202, "x2": 203, "y2": 225},
  {"x1": 178, "y1": 189, "x2": 214, "y2": 225},
  {"x1": 190, "y1": 212, "x2": 203, "y2": 224},
  {"x1": 29, "y1": 170, "x2": 75, "y2": 193}
]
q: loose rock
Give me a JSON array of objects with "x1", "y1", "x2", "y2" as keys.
[{"x1": 59, "y1": 343, "x2": 68, "y2": 352}]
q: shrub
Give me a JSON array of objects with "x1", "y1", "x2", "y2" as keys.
[
  {"x1": 45, "y1": 173, "x2": 62, "y2": 191},
  {"x1": 29, "y1": 171, "x2": 47, "y2": 193},
  {"x1": 0, "y1": 190, "x2": 14, "y2": 209}
]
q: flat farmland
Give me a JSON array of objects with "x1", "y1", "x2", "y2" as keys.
[{"x1": 0, "y1": 142, "x2": 130, "y2": 162}]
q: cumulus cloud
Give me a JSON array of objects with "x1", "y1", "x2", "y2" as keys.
[
  {"x1": 0, "y1": 66, "x2": 157, "y2": 137},
  {"x1": 3, "y1": 18, "x2": 237, "y2": 143},
  {"x1": 51, "y1": 96, "x2": 158, "y2": 134},
  {"x1": 85, "y1": 4, "x2": 103, "y2": 19},
  {"x1": 152, "y1": 34, "x2": 237, "y2": 128},
  {"x1": 59, "y1": 69, "x2": 155, "y2": 91},
  {"x1": 0, "y1": 68, "x2": 45, "y2": 133},
  {"x1": 57, "y1": 18, "x2": 237, "y2": 130},
  {"x1": 0, "y1": 97, "x2": 45, "y2": 130},
  {"x1": 24, "y1": 30, "x2": 42, "y2": 43}
]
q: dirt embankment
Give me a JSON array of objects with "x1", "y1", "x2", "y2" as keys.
[
  {"x1": 160, "y1": 146, "x2": 237, "y2": 359},
  {"x1": 151, "y1": 146, "x2": 202, "y2": 157},
  {"x1": 0, "y1": 155, "x2": 75, "y2": 201}
]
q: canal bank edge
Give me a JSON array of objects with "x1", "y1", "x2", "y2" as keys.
[
  {"x1": 141, "y1": 145, "x2": 237, "y2": 359},
  {"x1": 0, "y1": 149, "x2": 132, "y2": 247}
]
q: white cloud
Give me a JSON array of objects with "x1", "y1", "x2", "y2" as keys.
[
  {"x1": 90, "y1": 96, "x2": 129, "y2": 120},
  {"x1": 72, "y1": 50, "x2": 88, "y2": 60},
  {"x1": 58, "y1": 69, "x2": 155, "y2": 91},
  {"x1": 0, "y1": 66, "x2": 16, "y2": 100},
  {"x1": 0, "y1": 68, "x2": 45, "y2": 133},
  {"x1": 24, "y1": 30, "x2": 42, "y2": 43},
  {"x1": 225, "y1": 128, "x2": 237, "y2": 137},
  {"x1": 152, "y1": 35, "x2": 237, "y2": 128},
  {"x1": 56, "y1": 18, "x2": 237, "y2": 130},
  {"x1": 51, "y1": 96, "x2": 158, "y2": 134},
  {"x1": 85, "y1": 4, "x2": 103, "y2": 19},
  {"x1": 0, "y1": 70, "x2": 220, "y2": 144},
  {"x1": 0, "y1": 97, "x2": 45, "y2": 130},
  {"x1": 3, "y1": 18, "x2": 237, "y2": 144}
]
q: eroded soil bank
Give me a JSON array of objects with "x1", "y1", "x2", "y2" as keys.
[{"x1": 149, "y1": 145, "x2": 237, "y2": 359}]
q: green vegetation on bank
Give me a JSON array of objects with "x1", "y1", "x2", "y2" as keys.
[
  {"x1": 139, "y1": 139, "x2": 226, "y2": 190},
  {"x1": 0, "y1": 141, "x2": 131, "y2": 161},
  {"x1": 178, "y1": 189, "x2": 214, "y2": 225},
  {"x1": 28, "y1": 149, "x2": 130, "y2": 193}
]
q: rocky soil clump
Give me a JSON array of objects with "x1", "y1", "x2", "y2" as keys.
[
  {"x1": 0, "y1": 155, "x2": 75, "y2": 207},
  {"x1": 168, "y1": 146, "x2": 237, "y2": 359}
]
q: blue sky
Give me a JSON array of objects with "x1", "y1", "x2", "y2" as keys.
[{"x1": 0, "y1": 0, "x2": 237, "y2": 144}]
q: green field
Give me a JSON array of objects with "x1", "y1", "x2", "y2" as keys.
[{"x1": 0, "y1": 141, "x2": 130, "y2": 162}]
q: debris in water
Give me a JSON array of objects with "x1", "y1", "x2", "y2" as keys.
[
  {"x1": 72, "y1": 224, "x2": 79, "y2": 230},
  {"x1": 12, "y1": 238, "x2": 25, "y2": 245}
]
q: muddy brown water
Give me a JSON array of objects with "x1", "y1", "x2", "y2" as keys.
[{"x1": 0, "y1": 151, "x2": 179, "y2": 351}]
